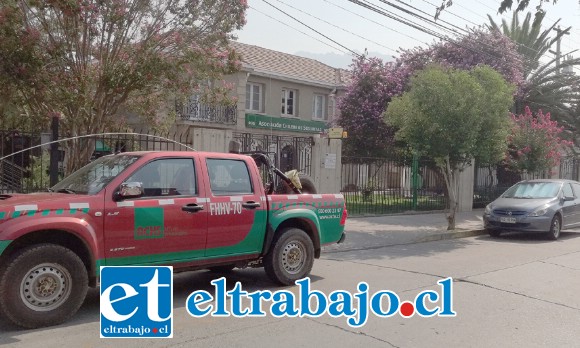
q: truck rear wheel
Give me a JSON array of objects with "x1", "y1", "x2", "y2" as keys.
[
  {"x1": 0, "y1": 244, "x2": 88, "y2": 329},
  {"x1": 264, "y1": 228, "x2": 314, "y2": 285}
]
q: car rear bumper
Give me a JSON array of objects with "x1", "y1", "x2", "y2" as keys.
[{"x1": 483, "y1": 214, "x2": 553, "y2": 233}]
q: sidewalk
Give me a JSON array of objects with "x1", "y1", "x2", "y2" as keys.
[{"x1": 323, "y1": 209, "x2": 486, "y2": 253}]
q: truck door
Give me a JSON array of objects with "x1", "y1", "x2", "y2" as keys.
[
  {"x1": 103, "y1": 157, "x2": 208, "y2": 265},
  {"x1": 204, "y1": 157, "x2": 267, "y2": 257}
]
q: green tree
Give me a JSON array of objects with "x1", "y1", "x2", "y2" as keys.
[
  {"x1": 0, "y1": 0, "x2": 246, "y2": 173},
  {"x1": 385, "y1": 65, "x2": 514, "y2": 230},
  {"x1": 487, "y1": 11, "x2": 580, "y2": 137}
]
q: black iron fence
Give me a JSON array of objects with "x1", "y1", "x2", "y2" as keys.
[
  {"x1": 473, "y1": 156, "x2": 580, "y2": 208},
  {"x1": 342, "y1": 156, "x2": 448, "y2": 215},
  {"x1": 0, "y1": 130, "x2": 50, "y2": 193},
  {"x1": 0, "y1": 130, "x2": 192, "y2": 194},
  {"x1": 176, "y1": 96, "x2": 237, "y2": 124},
  {"x1": 233, "y1": 132, "x2": 313, "y2": 176}
]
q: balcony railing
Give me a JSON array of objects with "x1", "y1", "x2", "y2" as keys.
[{"x1": 176, "y1": 97, "x2": 237, "y2": 125}]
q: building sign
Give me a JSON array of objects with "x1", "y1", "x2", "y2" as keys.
[
  {"x1": 327, "y1": 128, "x2": 344, "y2": 139},
  {"x1": 245, "y1": 113, "x2": 327, "y2": 133}
]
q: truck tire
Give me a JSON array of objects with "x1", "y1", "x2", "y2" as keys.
[
  {"x1": 0, "y1": 244, "x2": 88, "y2": 329},
  {"x1": 264, "y1": 228, "x2": 314, "y2": 285},
  {"x1": 275, "y1": 173, "x2": 318, "y2": 194}
]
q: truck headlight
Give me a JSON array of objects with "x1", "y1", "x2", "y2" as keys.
[{"x1": 529, "y1": 208, "x2": 548, "y2": 217}]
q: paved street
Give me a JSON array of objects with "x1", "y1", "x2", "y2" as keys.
[{"x1": 2, "y1": 226, "x2": 580, "y2": 347}]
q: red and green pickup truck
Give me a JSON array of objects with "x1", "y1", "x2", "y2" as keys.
[{"x1": 0, "y1": 151, "x2": 346, "y2": 328}]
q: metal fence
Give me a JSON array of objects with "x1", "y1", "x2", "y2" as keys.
[
  {"x1": 0, "y1": 130, "x2": 49, "y2": 193},
  {"x1": 0, "y1": 130, "x2": 192, "y2": 194},
  {"x1": 233, "y1": 132, "x2": 313, "y2": 176},
  {"x1": 473, "y1": 156, "x2": 580, "y2": 208},
  {"x1": 341, "y1": 156, "x2": 448, "y2": 215},
  {"x1": 176, "y1": 96, "x2": 237, "y2": 125}
]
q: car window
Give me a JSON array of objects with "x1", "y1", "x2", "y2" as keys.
[
  {"x1": 572, "y1": 183, "x2": 580, "y2": 197},
  {"x1": 126, "y1": 158, "x2": 196, "y2": 197},
  {"x1": 502, "y1": 182, "x2": 561, "y2": 199},
  {"x1": 563, "y1": 183, "x2": 574, "y2": 198},
  {"x1": 207, "y1": 159, "x2": 253, "y2": 195}
]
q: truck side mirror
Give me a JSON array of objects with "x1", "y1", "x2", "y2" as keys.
[{"x1": 117, "y1": 182, "x2": 144, "y2": 199}]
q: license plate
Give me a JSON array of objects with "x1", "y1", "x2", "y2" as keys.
[{"x1": 500, "y1": 217, "x2": 517, "y2": 223}]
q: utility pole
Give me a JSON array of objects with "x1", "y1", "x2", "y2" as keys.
[{"x1": 549, "y1": 26, "x2": 570, "y2": 74}]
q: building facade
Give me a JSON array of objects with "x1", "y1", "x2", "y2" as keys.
[{"x1": 172, "y1": 42, "x2": 348, "y2": 192}]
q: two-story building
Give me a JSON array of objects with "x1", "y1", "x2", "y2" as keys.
[{"x1": 172, "y1": 42, "x2": 348, "y2": 191}]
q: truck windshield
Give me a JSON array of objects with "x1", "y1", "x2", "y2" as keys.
[{"x1": 51, "y1": 155, "x2": 140, "y2": 195}]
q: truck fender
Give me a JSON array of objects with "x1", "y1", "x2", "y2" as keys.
[
  {"x1": 0, "y1": 217, "x2": 99, "y2": 263},
  {"x1": 263, "y1": 209, "x2": 321, "y2": 256}
]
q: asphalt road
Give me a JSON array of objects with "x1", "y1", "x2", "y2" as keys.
[{"x1": 2, "y1": 230, "x2": 580, "y2": 347}]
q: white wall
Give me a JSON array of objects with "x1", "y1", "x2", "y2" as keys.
[{"x1": 310, "y1": 137, "x2": 342, "y2": 194}]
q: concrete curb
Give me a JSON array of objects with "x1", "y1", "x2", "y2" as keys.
[
  {"x1": 323, "y1": 228, "x2": 487, "y2": 254},
  {"x1": 415, "y1": 228, "x2": 487, "y2": 243}
]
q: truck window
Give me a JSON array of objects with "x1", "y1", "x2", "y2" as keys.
[
  {"x1": 126, "y1": 158, "x2": 197, "y2": 197},
  {"x1": 207, "y1": 159, "x2": 253, "y2": 195},
  {"x1": 52, "y1": 154, "x2": 140, "y2": 194}
]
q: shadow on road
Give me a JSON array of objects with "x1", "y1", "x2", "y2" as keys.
[
  {"x1": 324, "y1": 234, "x2": 476, "y2": 263},
  {"x1": 475, "y1": 230, "x2": 580, "y2": 244},
  {"x1": 0, "y1": 268, "x2": 324, "y2": 344}
]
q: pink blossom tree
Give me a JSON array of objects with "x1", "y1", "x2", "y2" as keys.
[
  {"x1": 0, "y1": 0, "x2": 247, "y2": 173},
  {"x1": 338, "y1": 28, "x2": 525, "y2": 157},
  {"x1": 505, "y1": 106, "x2": 573, "y2": 173}
]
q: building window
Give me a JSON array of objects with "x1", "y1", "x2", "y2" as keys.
[
  {"x1": 245, "y1": 83, "x2": 262, "y2": 112},
  {"x1": 313, "y1": 94, "x2": 326, "y2": 120},
  {"x1": 281, "y1": 88, "x2": 297, "y2": 116}
]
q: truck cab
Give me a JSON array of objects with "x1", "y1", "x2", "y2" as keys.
[{"x1": 0, "y1": 151, "x2": 346, "y2": 328}]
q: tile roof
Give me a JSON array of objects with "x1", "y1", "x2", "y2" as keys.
[{"x1": 231, "y1": 41, "x2": 349, "y2": 88}]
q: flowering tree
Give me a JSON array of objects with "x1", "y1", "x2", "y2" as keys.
[
  {"x1": 337, "y1": 55, "x2": 409, "y2": 157},
  {"x1": 0, "y1": 0, "x2": 246, "y2": 173},
  {"x1": 339, "y1": 28, "x2": 524, "y2": 157},
  {"x1": 386, "y1": 65, "x2": 514, "y2": 230},
  {"x1": 505, "y1": 106, "x2": 573, "y2": 173}
]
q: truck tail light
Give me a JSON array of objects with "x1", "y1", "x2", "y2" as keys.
[{"x1": 340, "y1": 202, "x2": 348, "y2": 226}]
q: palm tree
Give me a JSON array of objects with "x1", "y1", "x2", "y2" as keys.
[{"x1": 488, "y1": 11, "x2": 580, "y2": 136}]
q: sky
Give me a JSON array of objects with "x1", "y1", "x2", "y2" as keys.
[{"x1": 235, "y1": 0, "x2": 580, "y2": 69}]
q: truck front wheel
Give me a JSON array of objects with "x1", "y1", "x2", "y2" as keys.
[
  {"x1": 264, "y1": 228, "x2": 314, "y2": 285},
  {"x1": 0, "y1": 244, "x2": 88, "y2": 329}
]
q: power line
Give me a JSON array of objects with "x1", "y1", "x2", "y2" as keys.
[
  {"x1": 401, "y1": 0, "x2": 580, "y2": 74},
  {"x1": 248, "y1": 6, "x2": 349, "y2": 55},
  {"x1": 447, "y1": 0, "x2": 580, "y2": 53},
  {"x1": 260, "y1": 0, "x2": 360, "y2": 57},
  {"x1": 273, "y1": 0, "x2": 399, "y2": 54},
  {"x1": 321, "y1": 0, "x2": 430, "y2": 47},
  {"x1": 350, "y1": 0, "x2": 580, "y2": 77},
  {"x1": 376, "y1": 0, "x2": 464, "y2": 37}
]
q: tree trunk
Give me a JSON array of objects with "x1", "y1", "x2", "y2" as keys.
[
  {"x1": 441, "y1": 157, "x2": 459, "y2": 230},
  {"x1": 63, "y1": 138, "x2": 95, "y2": 176}
]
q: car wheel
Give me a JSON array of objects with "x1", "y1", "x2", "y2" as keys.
[
  {"x1": 0, "y1": 244, "x2": 88, "y2": 329},
  {"x1": 264, "y1": 228, "x2": 314, "y2": 285},
  {"x1": 487, "y1": 229, "x2": 501, "y2": 238},
  {"x1": 547, "y1": 215, "x2": 561, "y2": 240}
]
